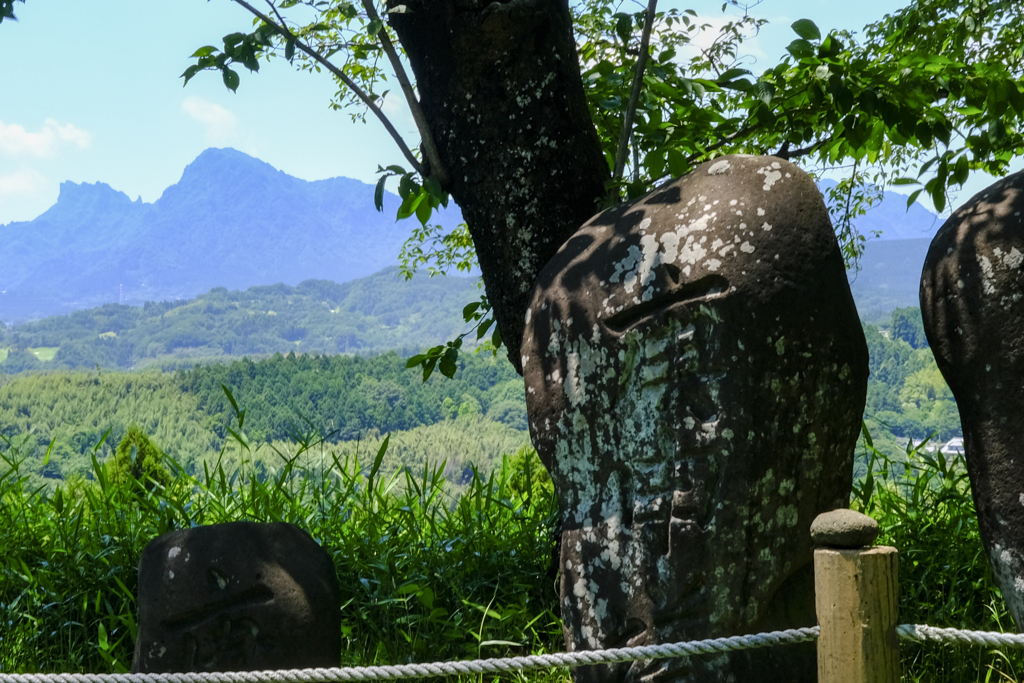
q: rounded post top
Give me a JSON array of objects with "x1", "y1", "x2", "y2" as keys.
[{"x1": 811, "y1": 509, "x2": 880, "y2": 548}]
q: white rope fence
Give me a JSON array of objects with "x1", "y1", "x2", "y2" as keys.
[
  {"x1": 0, "y1": 627, "x2": 819, "y2": 683},
  {"x1": 5, "y1": 623, "x2": 1024, "y2": 682},
  {"x1": 897, "y1": 624, "x2": 1024, "y2": 649}
]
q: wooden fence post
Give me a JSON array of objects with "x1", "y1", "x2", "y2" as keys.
[{"x1": 812, "y1": 510, "x2": 900, "y2": 683}]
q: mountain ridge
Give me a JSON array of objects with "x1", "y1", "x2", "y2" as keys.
[{"x1": 1, "y1": 148, "x2": 462, "y2": 323}]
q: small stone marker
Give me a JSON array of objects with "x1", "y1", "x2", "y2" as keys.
[
  {"x1": 132, "y1": 521, "x2": 340, "y2": 673},
  {"x1": 810, "y1": 508, "x2": 880, "y2": 548},
  {"x1": 813, "y1": 511, "x2": 899, "y2": 683}
]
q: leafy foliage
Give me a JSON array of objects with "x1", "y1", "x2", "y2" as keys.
[{"x1": 0, "y1": 0, "x2": 21, "y2": 23}]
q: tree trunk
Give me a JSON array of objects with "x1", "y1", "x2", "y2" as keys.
[{"x1": 388, "y1": 0, "x2": 610, "y2": 373}]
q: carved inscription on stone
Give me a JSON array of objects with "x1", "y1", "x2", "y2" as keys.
[
  {"x1": 522, "y1": 155, "x2": 869, "y2": 682},
  {"x1": 132, "y1": 521, "x2": 340, "y2": 672}
]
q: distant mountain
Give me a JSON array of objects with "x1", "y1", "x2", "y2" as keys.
[
  {"x1": 1, "y1": 150, "x2": 945, "y2": 327},
  {"x1": 0, "y1": 267, "x2": 481, "y2": 373},
  {"x1": 848, "y1": 238, "x2": 932, "y2": 322},
  {"x1": 0, "y1": 148, "x2": 461, "y2": 323},
  {"x1": 819, "y1": 178, "x2": 942, "y2": 241}
]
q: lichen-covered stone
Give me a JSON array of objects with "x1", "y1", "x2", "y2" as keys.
[
  {"x1": 132, "y1": 522, "x2": 340, "y2": 673},
  {"x1": 920, "y1": 170, "x2": 1024, "y2": 630},
  {"x1": 810, "y1": 509, "x2": 879, "y2": 548},
  {"x1": 522, "y1": 154, "x2": 868, "y2": 682}
]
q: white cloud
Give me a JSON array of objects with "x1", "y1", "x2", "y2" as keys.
[
  {"x1": 0, "y1": 119, "x2": 92, "y2": 158},
  {"x1": 182, "y1": 96, "x2": 237, "y2": 142},
  {"x1": 0, "y1": 168, "x2": 47, "y2": 198}
]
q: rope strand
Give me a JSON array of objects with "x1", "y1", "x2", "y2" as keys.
[
  {"x1": 0, "y1": 627, "x2": 819, "y2": 683},
  {"x1": 8, "y1": 624, "x2": 1024, "y2": 683}
]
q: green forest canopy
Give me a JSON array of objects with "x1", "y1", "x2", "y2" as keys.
[{"x1": 0, "y1": 306, "x2": 959, "y2": 490}]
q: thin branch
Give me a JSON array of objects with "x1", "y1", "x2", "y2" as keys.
[
  {"x1": 772, "y1": 137, "x2": 830, "y2": 161},
  {"x1": 360, "y1": 0, "x2": 450, "y2": 188},
  {"x1": 681, "y1": 124, "x2": 751, "y2": 166},
  {"x1": 613, "y1": 0, "x2": 658, "y2": 182},
  {"x1": 230, "y1": 0, "x2": 425, "y2": 176}
]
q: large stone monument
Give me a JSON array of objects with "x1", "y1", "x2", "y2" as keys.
[
  {"x1": 133, "y1": 521, "x2": 341, "y2": 673},
  {"x1": 920, "y1": 170, "x2": 1024, "y2": 628},
  {"x1": 522, "y1": 155, "x2": 869, "y2": 681}
]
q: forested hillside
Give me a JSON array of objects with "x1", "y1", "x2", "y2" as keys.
[
  {"x1": 862, "y1": 307, "x2": 961, "y2": 453},
  {"x1": 0, "y1": 351, "x2": 528, "y2": 488},
  {"x1": 0, "y1": 268, "x2": 478, "y2": 373},
  {"x1": 0, "y1": 303, "x2": 959, "y2": 491}
]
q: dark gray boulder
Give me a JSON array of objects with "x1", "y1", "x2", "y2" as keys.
[
  {"x1": 132, "y1": 521, "x2": 340, "y2": 672},
  {"x1": 521, "y1": 154, "x2": 868, "y2": 682},
  {"x1": 920, "y1": 170, "x2": 1024, "y2": 629}
]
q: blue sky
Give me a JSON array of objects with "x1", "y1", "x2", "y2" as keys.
[{"x1": 0, "y1": 0, "x2": 1005, "y2": 225}]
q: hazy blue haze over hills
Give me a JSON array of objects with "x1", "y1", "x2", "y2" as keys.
[
  {"x1": 819, "y1": 177, "x2": 943, "y2": 241},
  {"x1": 848, "y1": 239, "x2": 932, "y2": 322},
  {"x1": 0, "y1": 148, "x2": 462, "y2": 323},
  {"x1": 0, "y1": 148, "x2": 943, "y2": 326}
]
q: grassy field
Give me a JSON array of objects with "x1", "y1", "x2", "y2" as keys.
[
  {"x1": 28, "y1": 347, "x2": 59, "y2": 361},
  {"x1": 2, "y1": 419, "x2": 1023, "y2": 681}
]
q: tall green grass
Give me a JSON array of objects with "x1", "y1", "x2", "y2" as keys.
[
  {"x1": 853, "y1": 429, "x2": 1024, "y2": 682},
  {"x1": 3, "y1": 417, "x2": 1023, "y2": 682},
  {"x1": 0, "y1": 424, "x2": 566, "y2": 681}
]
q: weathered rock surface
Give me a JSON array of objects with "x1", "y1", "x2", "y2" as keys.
[
  {"x1": 920, "y1": 170, "x2": 1024, "y2": 630},
  {"x1": 132, "y1": 521, "x2": 340, "y2": 673},
  {"x1": 811, "y1": 509, "x2": 880, "y2": 548},
  {"x1": 521, "y1": 154, "x2": 869, "y2": 682}
]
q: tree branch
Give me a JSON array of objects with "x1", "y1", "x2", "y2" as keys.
[
  {"x1": 612, "y1": 0, "x2": 658, "y2": 182},
  {"x1": 229, "y1": 0, "x2": 426, "y2": 176},
  {"x1": 772, "y1": 137, "x2": 830, "y2": 160},
  {"x1": 360, "y1": 0, "x2": 450, "y2": 188}
]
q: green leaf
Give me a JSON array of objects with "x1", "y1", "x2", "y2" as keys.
[
  {"x1": 415, "y1": 193, "x2": 433, "y2": 225},
  {"x1": 614, "y1": 13, "x2": 632, "y2": 44},
  {"x1": 666, "y1": 149, "x2": 687, "y2": 177},
  {"x1": 181, "y1": 64, "x2": 203, "y2": 86},
  {"x1": 367, "y1": 19, "x2": 384, "y2": 37},
  {"x1": 373, "y1": 175, "x2": 387, "y2": 212},
  {"x1": 43, "y1": 437, "x2": 55, "y2": 466},
  {"x1": 952, "y1": 155, "x2": 970, "y2": 186},
  {"x1": 439, "y1": 347, "x2": 458, "y2": 378},
  {"x1": 285, "y1": 38, "x2": 296, "y2": 62},
  {"x1": 222, "y1": 67, "x2": 240, "y2": 92},
  {"x1": 786, "y1": 39, "x2": 815, "y2": 58},
  {"x1": 397, "y1": 192, "x2": 426, "y2": 220},
  {"x1": 462, "y1": 301, "x2": 482, "y2": 320},
  {"x1": 190, "y1": 46, "x2": 219, "y2": 58},
  {"x1": 422, "y1": 175, "x2": 446, "y2": 204},
  {"x1": 791, "y1": 19, "x2": 821, "y2": 42},
  {"x1": 756, "y1": 80, "x2": 776, "y2": 106},
  {"x1": 717, "y1": 67, "x2": 750, "y2": 82},
  {"x1": 367, "y1": 434, "x2": 390, "y2": 483}
]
